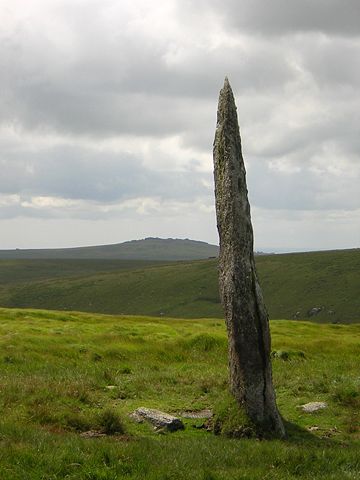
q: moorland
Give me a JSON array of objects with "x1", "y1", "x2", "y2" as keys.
[
  {"x1": 0, "y1": 247, "x2": 358, "y2": 323},
  {"x1": 0, "y1": 243, "x2": 359, "y2": 479}
]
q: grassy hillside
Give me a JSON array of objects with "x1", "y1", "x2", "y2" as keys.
[
  {"x1": 0, "y1": 237, "x2": 219, "y2": 261},
  {"x1": 257, "y1": 249, "x2": 360, "y2": 323},
  {"x1": 0, "y1": 307, "x2": 358, "y2": 479},
  {"x1": 0, "y1": 259, "x2": 219, "y2": 318},
  {"x1": 0, "y1": 258, "x2": 166, "y2": 285},
  {"x1": 0, "y1": 248, "x2": 359, "y2": 323}
]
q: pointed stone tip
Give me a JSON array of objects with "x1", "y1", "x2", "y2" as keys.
[
  {"x1": 222, "y1": 77, "x2": 233, "y2": 97},
  {"x1": 216, "y1": 77, "x2": 237, "y2": 123}
]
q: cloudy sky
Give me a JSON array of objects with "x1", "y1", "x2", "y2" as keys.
[{"x1": 1, "y1": 0, "x2": 359, "y2": 251}]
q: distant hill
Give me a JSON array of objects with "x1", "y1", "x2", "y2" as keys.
[
  {"x1": 0, "y1": 248, "x2": 359, "y2": 323},
  {"x1": 0, "y1": 237, "x2": 219, "y2": 261}
]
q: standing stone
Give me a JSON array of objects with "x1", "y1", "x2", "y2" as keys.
[{"x1": 213, "y1": 78, "x2": 285, "y2": 437}]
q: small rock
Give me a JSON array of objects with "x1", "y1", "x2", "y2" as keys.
[
  {"x1": 321, "y1": 427, "x2": 340, "y2": 438},
  {"x1": 301, "y1": 402, "x2": 327, "y2": 413},
  {"x1": 131, "y1": 407, "x2": 184, "y2": 431},
  {"x1": 308, "y1": 307, "x2": 323, "y2": 317},
  {"x1": 307, "y1": 425, "x2": 320, "y2": 431},
  {"x1": 271, "y1": 350, "x2": 289, "y2": 360},
  {"x1": 80, "y1": 430, "x2": 106, "y2": 438},
  {"x1": 105, "y1": 385, "x2": 117, "y2": 390},
  {"x1": 272, "y1": 350, "x2": 305, "y2": 360}
]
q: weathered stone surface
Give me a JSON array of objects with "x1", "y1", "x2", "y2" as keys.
[
  {"x1": 131, "y1": 407, "x2": 184, "y2": 431},
  {"x1": 302, "y1": 402, "x2": 327, "y2": 413},
  {"x1": 181, "y1": 409, "x2": 212, "y2": 419},
  {"x1": 213, "y1": 78, "x2": 285, "y2": 437}
]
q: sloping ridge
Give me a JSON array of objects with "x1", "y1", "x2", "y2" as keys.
[{"x1": 0, "y1": 237, "x2": 219, "y2": 261}]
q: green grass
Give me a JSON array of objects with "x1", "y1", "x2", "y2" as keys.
[
  {"x1": 0, "y1": 248, "x2": 359, "y2": 322},
  {"x1": 0, "y1": 258, "x2": 167, "y2": 284},
  {"x1": 0, "y1": 307, "x2": 359, "y2": 479}
]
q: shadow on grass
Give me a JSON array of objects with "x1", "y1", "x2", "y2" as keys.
[{"x1": 283, "y1": 420, "x2": 339, "y2": 447}]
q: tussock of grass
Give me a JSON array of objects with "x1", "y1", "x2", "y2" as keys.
[
  {"x1": 212, "y1": 393, "x2": 256, "y2": 438},
  {"x1": 184, "y1": 333, "x2": 225, "y2": 352},
  {"x1": 98, "y1": 409, "x2": 126, "y2": 435}
]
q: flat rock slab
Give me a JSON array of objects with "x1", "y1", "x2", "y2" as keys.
[
  {"x1": 301, "y1": 402, "x2": 327, "y2": 413},
  {"x1": 181, "y1": 409, "x2": 212, "y2": 419},
  {"x1": 131, "y1": 407, "x2": 184, "y2": 432}
]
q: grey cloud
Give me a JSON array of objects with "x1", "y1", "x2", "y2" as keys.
[
  {"x1": 247, "y1": 107, "x2": 360, "y2": 161},
  {"x1": 0, "y1": 6, "x2": 296, "y2": 139},
  {"x1": 185, "y1": 0, "x2": 360, "y2": 36},
  {"x1": 0, "y1": 144, "x2": 211, "y2": 204},
  {"x1": 301, "y1": 38, "x2": 360, "y2": 88},
  {"x1": 246, "y1": 157, "x2": 360, "y2": 212}
]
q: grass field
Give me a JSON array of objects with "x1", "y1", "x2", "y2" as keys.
[
  {"x1": 0, "y1": 258, "x2": 166, "y2": 285},
  {"x1": 0, "y1": 307, "x2": 359, "y2": 479},
  {"x1": 0, "y1": 248, "x2": 359, "y2": 322}
]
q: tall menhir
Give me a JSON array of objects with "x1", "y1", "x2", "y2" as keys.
[{"x1": 213, "y1": 78, "x2": 285, "y2": 437}]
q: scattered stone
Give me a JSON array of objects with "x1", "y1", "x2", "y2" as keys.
[
  {"x1": 301, "y1": 402, "x2": 327, "y2": 413},
  {"x1": 308, "y1": 307, "x2": 323, "y2": 317},
  {"x1": 80, "y1": 430, "x2": 106, "y2": 438},
  {"x1": 131, "y1": 407, "x2": 184, "y2": 432},
  {"x1": 271, "y1": 350, "x2": 306, "y2": 360},
  {"x1": 321, "y1": 427, "x2": 340, "y2": 438},
  {"x1": 181, "y1": 409, "x2": 212, "y2": 419},
  {"x1": 307, "y1": 425, "x2": 320, "y2": 431},
  {"x1": 271, "y1": 350, "x2": 289, "y2": 361},
  {"x1": 105, "y1": 385, "x2": 117, "y2": 390}
]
